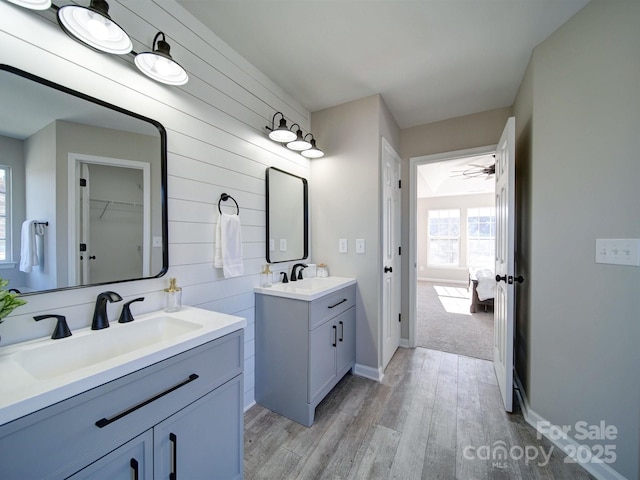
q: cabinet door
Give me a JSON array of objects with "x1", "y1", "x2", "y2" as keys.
[
  {"x1": 154, "y1": 375, "x2": 243, "y2": 480},
  {"x1": 309, "y1": 319, "x2": 338, "y2": 402},
  {"x1": 69, "y1": 430, "x2": 153, "y2": 480},
  {"x1": 336, "y1": 307, "x2": 356, "y2": 376}
]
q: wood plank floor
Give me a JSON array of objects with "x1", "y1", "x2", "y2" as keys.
[{"x1": 244, "y1": 347, "x2": 594, "y2": 480}]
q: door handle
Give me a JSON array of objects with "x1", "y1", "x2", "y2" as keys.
[
  {"x1": 130, "y1": 459, "x2": 139, "y2": 480},
  {"x1": 495, "y1": 274, "x2": 507, "y2": 283},
  {"x1": 496, "y1": 274, "x2": 524, "y2": 284},
  {"x1": 332, "y1": 325, "x2": 337, "y2": 347},
  {"x1": 170, "y1": 433, "x2": 177, "y2": 480},
  {"x1": 384, "y1": 266, "x2": 393, "y2": 273}
]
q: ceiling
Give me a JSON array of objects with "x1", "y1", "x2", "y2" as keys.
[
  {"x1": 417, "y1": 154, "x2": 495, "y2": 198},
  {"x1": 177, "y1": 0, "x2": 590, "y2": 129}
]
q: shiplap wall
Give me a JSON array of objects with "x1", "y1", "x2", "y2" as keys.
[{"x1": 0, "y1": 0, "x2": 311, "y2": 408}]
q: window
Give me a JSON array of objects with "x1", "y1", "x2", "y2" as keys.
[
  {"x1": 428, "y1": 209, "x2": 460, "y2": 266},
  {"x1": 0, "y1": 167, "x2": 9, "y2": 262},
  {"x1": 467, "y1": 207, "x2": 496, "y2": 269}
]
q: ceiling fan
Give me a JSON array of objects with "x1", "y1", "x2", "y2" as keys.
[{"x1": 451, "y1": 156, "x2": 496, "y2": 179}]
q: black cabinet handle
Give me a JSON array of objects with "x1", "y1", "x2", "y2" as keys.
[
  {"x1": 339, "y1": 321, "x2": 344, "y2": 342},
  {"x1": 170, "y1": 433, "x2": 177, "y2": 480},
  {"x1": 328, "y1": 299, "x2": 347, "y2": 309},
  {"x1": 332, "y1": 325, "x2": 337, "y2": 347},
  {"x1": 95, "y1": 374, "x2": 199, "y2": 428},
  {"x1": 130, "y1": 458, "x2": 139, "y2": 480}
]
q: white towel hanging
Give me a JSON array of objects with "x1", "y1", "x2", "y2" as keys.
[
  {"x1": 214, "y1": 212, "x2": 243, "y2": 278},
  {"x1": 20, "y1": 220, "x2": 38, "y2": 273}
]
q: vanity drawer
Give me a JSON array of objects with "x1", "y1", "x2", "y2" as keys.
[
  {"x1": 309, "y1": 285, "x2": 356, "y2": 330},
  {"x1": 0, "y1": 329, "x2": 243, "y2": 480}
]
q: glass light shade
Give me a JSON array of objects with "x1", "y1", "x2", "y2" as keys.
[
  {"x1": 135, "y1": 52, "x2": 188, "y2": 85},
  {"x1": 301, "y1": 139, "x2": 324, "y2": 158},
  {"x1": 287, "y1": 129, "x2": 312, "y2": 151},
  {"x1": 268, "y1": 117, "x2": 297, "y2": 143},
  {"x1": 57, "y1": 3, "x2": 132, "y2": 55},
  {"x1": 5, "y1": 0, "x2": 51, "y2": 10}
]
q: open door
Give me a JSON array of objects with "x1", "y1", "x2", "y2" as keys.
[
  {"x1": 494, "y1": 117, "x2": 518, "y2": 412},
  {"x1": 381, "y1": 138, "x2": 401, "y2": 370}
]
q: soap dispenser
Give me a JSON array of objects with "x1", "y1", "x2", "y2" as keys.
[
  {"x1": 260, "y1": 264, "x2": 273, "y2": 287},
  {"x1": 164, "y1": 278, "x2": 182, "y2": 313}
]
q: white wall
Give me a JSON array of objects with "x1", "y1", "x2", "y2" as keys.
[
  {"x1": 0, "y1": 0, "x2": 312, "y2": 409},
  {"x1": 514, "y1": 2, "x2": 640, "y2": 479}
]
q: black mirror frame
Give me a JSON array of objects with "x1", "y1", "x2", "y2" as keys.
[
  {"x1": 265, "y1": 167, "x2": 308, "y2": 264},
  {"x1": 0, "y1": 64, "x2": 168, "y2": 295}
]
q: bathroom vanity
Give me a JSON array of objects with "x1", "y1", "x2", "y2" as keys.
[
  {"x1": 0, "y1": 307, "x2": 245, "y2": 479},
  {"x1": 255, "y1": 277, "x2": 356, "y2": 426}
]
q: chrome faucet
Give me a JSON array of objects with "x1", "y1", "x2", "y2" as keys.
[
  {"x1": 290, "y1": 263, "x2": 308, "y2": 281},
  {"x1": 91, "y1": 291, "x2": 123, "y2": 330}
]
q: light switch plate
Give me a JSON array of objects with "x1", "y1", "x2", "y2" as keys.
[
  {"x1": 279, "y1": 239, "x2": 287, "y2": 252},
  {"x1": 355, "y1": 238, "x2": 365, "y2": 254},
  {"x1": 152, "y1": 236, "x2": 162, "y2": 248},
  {"x1": 339, "y1": 238, "x2": 348, "y2": 253},
  {"x1": 595, "y1": 238, "x2": 640, "y2": 266}
]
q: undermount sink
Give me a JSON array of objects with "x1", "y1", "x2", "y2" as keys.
[
  {"x1": 254, "y1": 276, "x2": 356, "y2": 301},
  {"x1": 11, "y1": 316, "x2": 201, "y2": 380}
]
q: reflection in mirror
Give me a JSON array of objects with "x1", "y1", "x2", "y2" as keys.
[
  {"x1": 266, "y1": 167, "x2": 308, "y2": 263},
  {"x1": 0, "y1": 65, "x2": 167, "y2": 295}
]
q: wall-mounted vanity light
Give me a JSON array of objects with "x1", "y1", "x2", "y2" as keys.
[
  {"x1": 265, "y1": 112, "x2": 324, "y2": 158},
  {"x1": 57, "y1": 0, "x2": 132, "y2": 55},
  {"x1": 5, "y1": 0, "x2": 50, "y2": 10},
  {"x1": 3, "y1": 0, "x2": 188, "y2": 85},
  {"x1": 301, "y1": 135, "x2": 324, "y2": 158},
  {"x1": 135, "y1": 32, "x2": 188, "y2": 85},
  {"x1": 266, "y1": 112, "x2": 297, "y2": 143}
]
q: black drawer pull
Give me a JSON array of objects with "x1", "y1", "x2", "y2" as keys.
[
  {"x1": 332, "y1": 325, "x2": 337, "y2": 347},
  {"x1": 339, "y1": 320, "x2": 344, "y2": 342},
  {"x1": 130, "y1": 458, "x2": 139, "y2": 480},
  {"x1": 170, "y1": 432, "x2": 178, "y2": 480},
  {"x1": 95, "y1": 374, "x2": 199, "y2": 428},
  {"x1": 328, "y1": 298, "x2": 347, "y2": 309}
]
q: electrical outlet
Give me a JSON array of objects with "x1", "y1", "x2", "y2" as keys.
[
  {"x1": 339, "y1": 238, "x2": 348, "y2": 253},
  {"x1": 152, "y1": 236, "x2": 162, "y2": 248}
]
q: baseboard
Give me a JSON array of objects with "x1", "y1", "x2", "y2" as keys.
[
  {"x1": 243, "y1": 400, "x2": 256, "y2": 413},
  {"x1": 353, "y1": 363, "x2": 384, "y2": 382},
  {"x1": 514, "y1": 374, "x2": 628, "y2": 480},
  {"x1": 400, "y1": 338, "x2": 411, "y2": 348}
]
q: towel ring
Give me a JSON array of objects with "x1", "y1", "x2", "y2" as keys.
[{"x1": 218, "y1": 193, "x2": 240, "y2": 215}]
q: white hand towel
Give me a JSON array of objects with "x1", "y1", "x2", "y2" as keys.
[
  {"x1": 19, "y1": 220, "x2": 38, "y2": 273},
  {"x1": 214, "y1": 212, "x2": 243, "y2": 278}
]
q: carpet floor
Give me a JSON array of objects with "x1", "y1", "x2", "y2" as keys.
[{"x1": 416, "y1": 281, "x2": 494, "y2": 361}]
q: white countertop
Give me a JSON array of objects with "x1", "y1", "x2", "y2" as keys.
[
  {"x1": 254, "y1": 276, "x2": 356, "y2": 301},
  {"x1": 0, "y1": 306, "x2": 246, "y2": 426}
]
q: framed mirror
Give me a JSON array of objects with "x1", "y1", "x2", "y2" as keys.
[
  {"x1": 0, "y1": 65, "x2": 167, "y2": 295},
  {"x1": 266, "y1": 167, "x2": 308, "y2": 263}
]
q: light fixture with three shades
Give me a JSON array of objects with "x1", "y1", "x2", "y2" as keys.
[{"x1": 266, "y1": 112, "x2": 324, "y2": 158}]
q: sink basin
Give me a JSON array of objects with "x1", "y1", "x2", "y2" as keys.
[
  {"x1": 11, "y1": 316, "x2": 201, "y2": 380},
  {"x1": 0, "y1": 306, "x2": 246, "y2": 426},
  {"x1": 254, "y1": 276, "x2": 356, "y2": 301}
]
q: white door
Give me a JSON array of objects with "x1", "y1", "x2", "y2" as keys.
[
  {"x1": 494, "y1": 117, "x2": 516, "y2": 412},
  {"x1": 381, "y1": 138, "x2": 401, "y2": 369}
]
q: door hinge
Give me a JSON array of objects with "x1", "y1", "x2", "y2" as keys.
[
  {"x1": 398, "y1": 313, "x2": 402, "y2": 323},
  {"x1": 398, "y1": 246, "x2": 401, "y2": 256},
  {"x1": 79, "y1": 243, "x2": 87, "y2": 252},
  {"x1": 398, "y1": 179, "x2": 402, "y2": 189},
  {"x1": 80, "y1": 178, "x2": 87, "y2": 187}
]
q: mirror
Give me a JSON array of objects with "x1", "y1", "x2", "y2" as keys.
[
  {"x1": 266, "y1": 167, "x2": 308, "y2": 263},
  {"x1": 0, "y1": 65, "x2": 167, "y2": 295}
]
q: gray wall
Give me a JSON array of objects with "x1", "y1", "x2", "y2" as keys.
[
  {"x1": 514, "y1": 1, "x2": 640, "y2": 478},
  {"x1": 311, "y1": 94, "x2": 400, "y2": 374}
]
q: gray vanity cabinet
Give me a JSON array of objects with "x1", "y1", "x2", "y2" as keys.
[
  {"x1": 0, "y1": 330, "x2": 244, "y2": 480},
  {"x1": 256, "y1": 284, "x2": 356, "y2": 426}
]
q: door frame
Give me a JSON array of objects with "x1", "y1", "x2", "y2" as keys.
[
  {"x1": 68, "y1": 153, "x2": 151, "y2": 285},
  {"x1": 408, "y1": 145, "x2": 497, "y2": 348}
]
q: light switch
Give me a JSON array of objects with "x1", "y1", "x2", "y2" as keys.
[
  {"x1": 279, "y1": 239, "x2": 287, "y2": 252},
  {"x1": 339, "y1": 238, "x2": 348, "y2": 253},
  {"x1": 152, "y1": 236, "x2": 162, "y2": 248},
  {"x1": 355, "y1": 238, "x2": 365, "y2": 254},
  {"x1": 595, "y1": 239, "x2": 640, "y2": 266}
]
